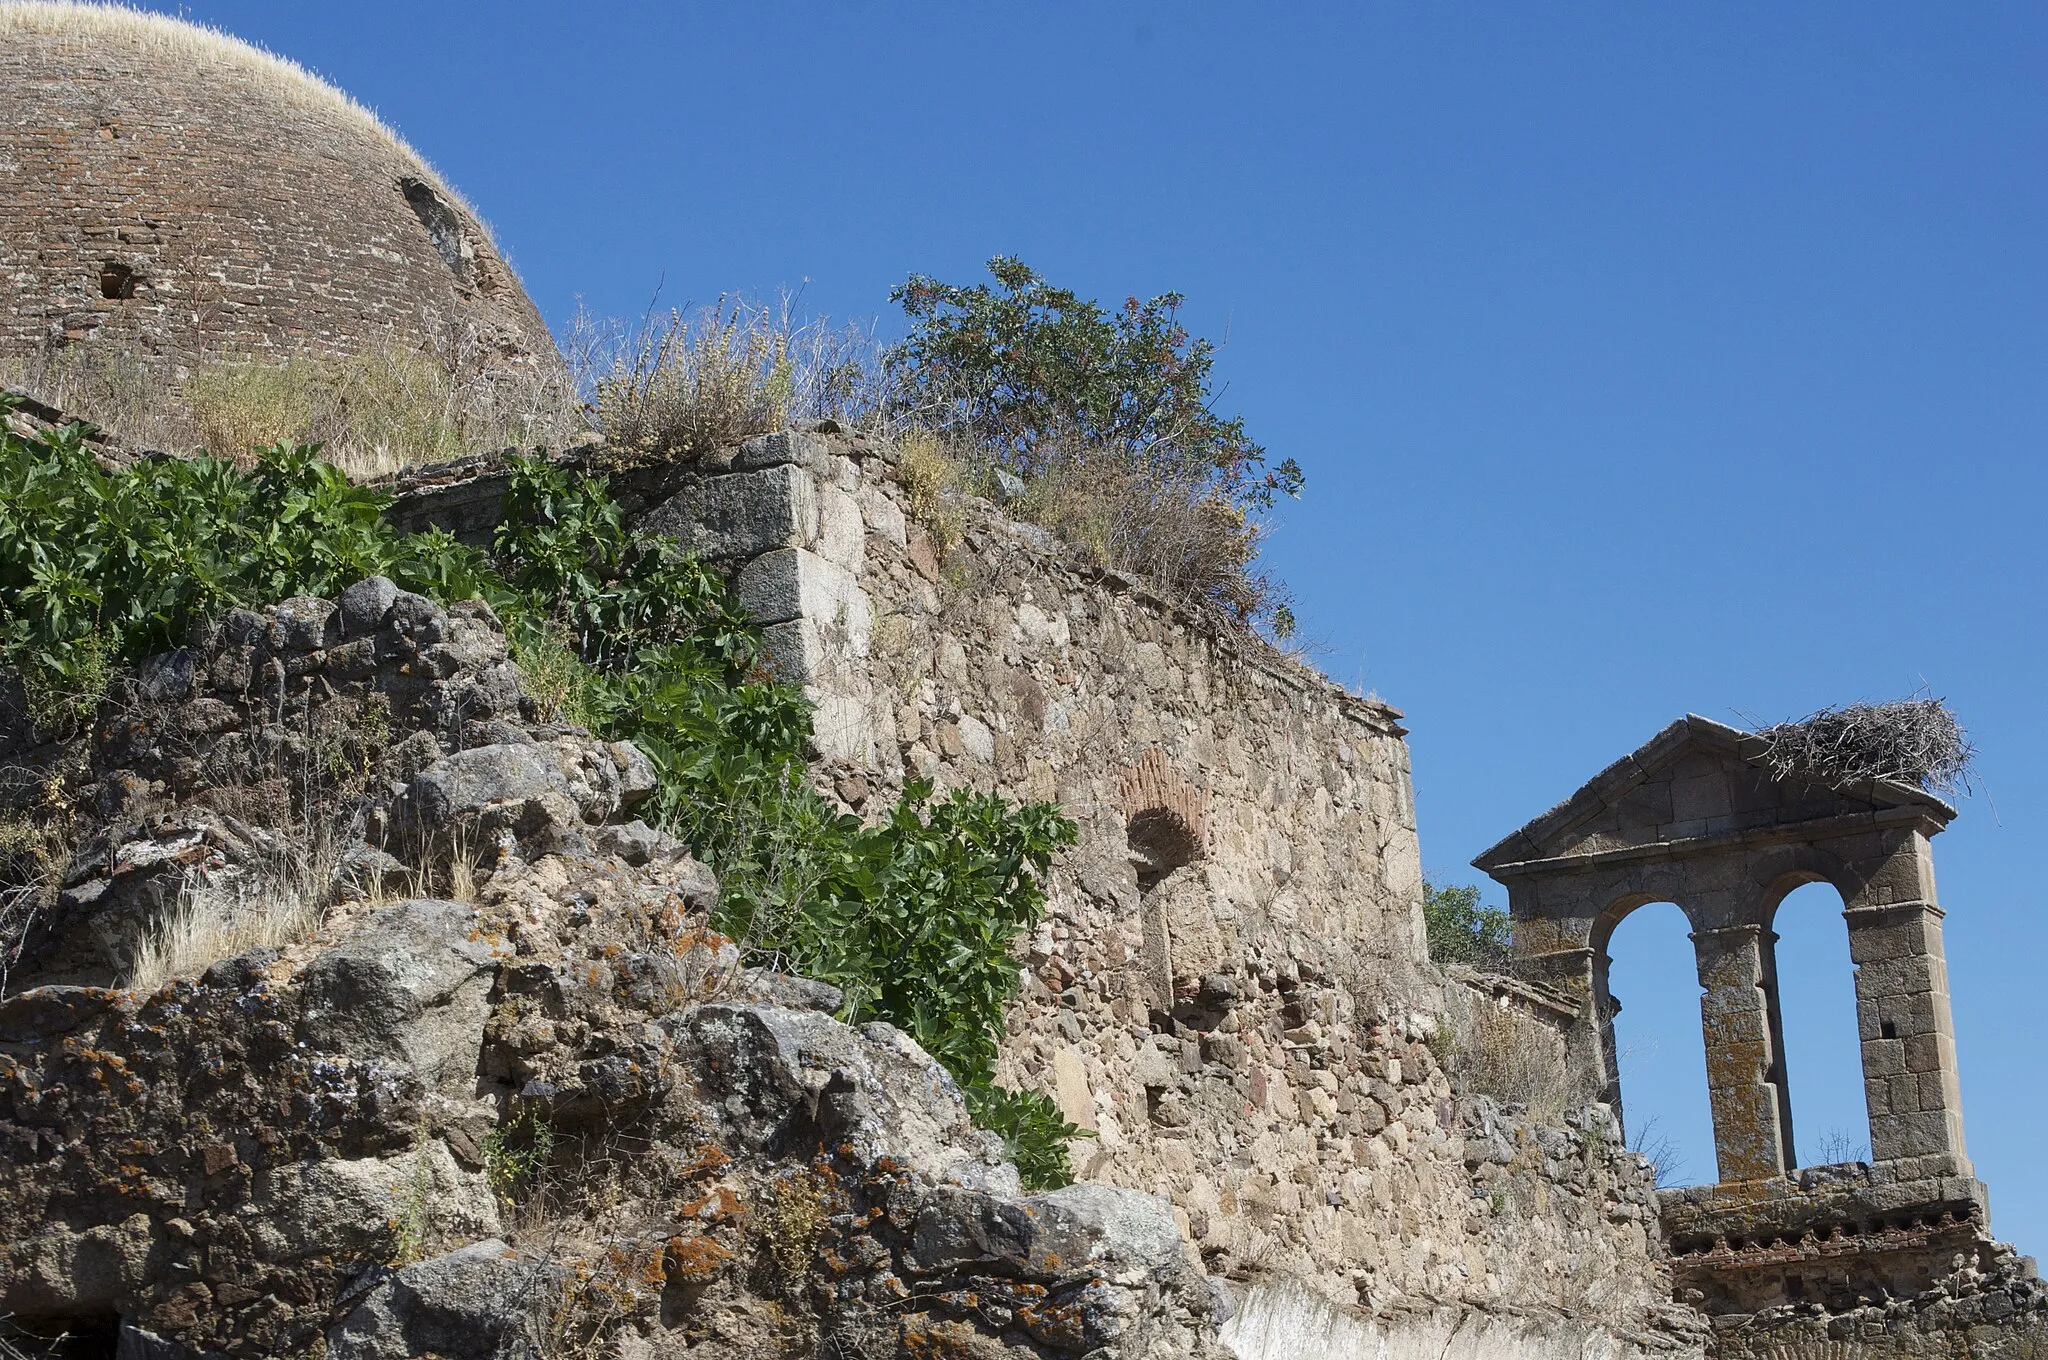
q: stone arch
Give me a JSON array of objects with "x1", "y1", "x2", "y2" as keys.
[
  {"x1": 1762, "y1": 873, "x2": 1877, "y2": 1167},
  {"x1": 1587, "y1": 893, "x2": 1699, "y2": 1119},
  {"x1": 1752, "y1": 840, "x2": 1857, "y2": 917},
  {"x1": 1475, "y1": 714, "x2": 1967, "y2": 1186},
  {"x1": 1590, "y1": 889, "x2": 1705, "y2": 957}
]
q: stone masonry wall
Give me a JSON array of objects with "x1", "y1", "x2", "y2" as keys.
[{"x1": 552, "y1": 428, "x2": 1702, "y2": 1357}]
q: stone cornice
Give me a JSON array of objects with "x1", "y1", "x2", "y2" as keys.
[{"x1": 1481, "y1": 804, "x2": 1947, "y2": 880}]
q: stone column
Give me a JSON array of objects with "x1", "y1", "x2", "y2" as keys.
[
  {"x1": 1692, "y1": 923, "x2": 1790, "y2": 1182},
  {"x1": 1594, "y1": 948, "x2": 1623, "y2": 1114},
  {"x1": 1844, "y1": 898, "x2": 1970, "y2": 1174},
  {"x1": 1758, "y1": 928, "x2": 1799, "y2": 1172}
]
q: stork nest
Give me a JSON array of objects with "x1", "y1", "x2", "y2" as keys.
[{"x1": 1749, "y1": 696, "x2": 1975, "y2": 797}]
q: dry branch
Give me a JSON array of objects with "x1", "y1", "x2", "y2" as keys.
[{"x1": 1749, "y1": 695, "x2": 1975, "y2": 797}]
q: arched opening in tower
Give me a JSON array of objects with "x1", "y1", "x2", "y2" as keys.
[
  {"x1": 1771, "y1": 880, "x2": 1870, "y2": 1167},
  {"x1": 1604, "y1": 899, "x2": 1714, "y2": 1187}
]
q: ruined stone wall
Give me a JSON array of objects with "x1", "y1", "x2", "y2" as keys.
[
  {"x1": 376, "y1": 427, "x2": 1704, "y2": 1352},
  {"x1": 0, "y1": 581, "x2": 1234, "y2": 1359},
  {"x1": 0, "y1": 6, "x2": 562, "y2": 386},
  {"x1": 516, "y1": 428, "x2": 1699, "y2": 1357}
]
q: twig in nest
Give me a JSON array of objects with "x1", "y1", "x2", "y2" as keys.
[{"x1": 1745, "y1": 693, "x2": 1975, "y2": 797}]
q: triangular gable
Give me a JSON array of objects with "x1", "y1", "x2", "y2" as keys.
[{"x1": 1472, "y1": 714, "x2": 1953, "y2": 871}]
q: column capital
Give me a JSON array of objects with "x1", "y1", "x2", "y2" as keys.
[
  {"x1": 1843, "y1": 898, "x2": 1945, "y2": 924},
  {"x1": 1690, "y1": 922, "x2": 1766, "y2": 943}
]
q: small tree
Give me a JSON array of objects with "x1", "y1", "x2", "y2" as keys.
[
  {"x1": 1422, "y1": 879, "x2": 1513, "y2": 968},
  {"x1": 887, "y1": 256, "x2": 1303, "y2": 510},
  {"x1": 886, "y1": 258, "x2": 1303, "y2": 637}
]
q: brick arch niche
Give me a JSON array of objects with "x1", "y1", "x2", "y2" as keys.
[
  {"x1": 1120, "y1": 749, "x2": 1210, "y2": 1018},
  {"x1": 1119, "y1": 748, "x2": 1208, "y2": 889}
]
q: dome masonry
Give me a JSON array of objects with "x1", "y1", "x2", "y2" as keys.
[{"x1": 0, "y1": 2, "x2": 566, "y2": 391}]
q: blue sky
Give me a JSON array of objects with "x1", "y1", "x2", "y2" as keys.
[{"x1": 158, "y1": 2, "x2": 2045, "y2": 1247}]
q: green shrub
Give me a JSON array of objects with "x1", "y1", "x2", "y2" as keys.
[
  {"x1": 0, "y1": 414, "x2": 490, "y2": 710},
  {"x1": 1422, "y1": 879, "x2": 1514, "y2": 969},
  {"x1": 0, "y1": 402, "x2": 1084, "y2": 1187},
  {"x1": 486, "y1": 456, "x2": 1083, "y2": 1184},
  {"x1": 889, "y1": 256, "x2": 1301, "y2": 508},
  {"x1": 481, "y1": 1108, "x2": 556, "y2": 1202},
  {"x1": 968, "y1": 1084, "x2": 1091, "y2": 1190},
  {"x1": 886, "y1": 257, "x2": 1302, "y2": 636}
]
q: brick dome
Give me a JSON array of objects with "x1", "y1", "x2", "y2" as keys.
[{"x1": 0, "y1": 3, "x2": 564, "y2": 387}]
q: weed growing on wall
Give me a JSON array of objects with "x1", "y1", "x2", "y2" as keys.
[
  {"x1": 0, "y1": 400, "x2": 1085, "y2": 1186},
  {"x1": 578, "y1": 296, "x2": 883, "y2": 459},
  {"x1": 487, "y1": 456, "x2": 1087, "y2": 1184},
  {"x1": 0, "y1": 415, "x2": 492, "y2": 712},
  {"x1": 482, "y1": 1108, "x2": 557, "y2": 1204},
  {"x1": 4, "y1": 330, "x2": 585, "y2": 477},
  {"x1": 568, "y1": 261, "x2": 1307, "y2": 641}
]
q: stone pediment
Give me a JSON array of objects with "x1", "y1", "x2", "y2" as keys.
[{"x1": 1472, "y1": 714, "x2": 1954, "y2": 872}]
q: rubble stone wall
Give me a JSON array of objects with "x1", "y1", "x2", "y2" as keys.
[
  {"x1": 0, "y1": 583, "x2": 1230, "y2": 1359},
  {"x1": 595, "y1": 429, "x2": 1704, "y2": 1357}
]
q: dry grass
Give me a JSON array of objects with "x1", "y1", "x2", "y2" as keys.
[
  {"x1": 896, "y1": 430, "x2": 971, "y2": 551},
  {"x1": 1443, "y1": 994, "x2": 1570, "y2": 1126},
  {"x1": 889, "y1": 427, "x2": 1292, "y2": 639},
  {"x1": 0, "y1": 2, "x2": 483, "y2": 224},
  {"x1": 5, "y1": 329, "x2": 586, "y2": 475},
  {"x1": 0, "y1": 811, "x2": 71, "y2": 995},
  {"x1": 185, "y1": 335, "x2": 585, "y2": 476},
  {"x1": 1016, "y1": 441, "x2": 1288, "y2": 635},
  {"x1": 1627, "y1": 1116, "x2": 1690, "y2": 1187},
  {"x1": 126, "y1": 834, "x2": 337, "y2": 991},
  {"x1": 0, "y1": 345, "x2": 168, "y2": 447},
  {"x1": 579, "y1": 295, "x2": 884, "y2": 459}
]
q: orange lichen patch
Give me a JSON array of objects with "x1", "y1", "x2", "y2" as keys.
[
  {"x1": 675, "y1": 925, "x2": 734, "y2": 952},
  {"x1": 598, "y1": 1240, "x2": 671, "y2": 1291},
  {"x1": 678, "y1": 1143, "x2": 732, "y2": 1180},
  {"x1": 678, "y1": 1184, "x2": 743, "y2": 1223},
  {"x1": 663, "y1": 1233, "x2": 733, "y2": 1284},
  {"x1": 1017, "y1": 1296, "x2": 1088, "y2": 1351},
  {"x1": 899, "y1": 1316, "x2": 989, "y2": 1358}
]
